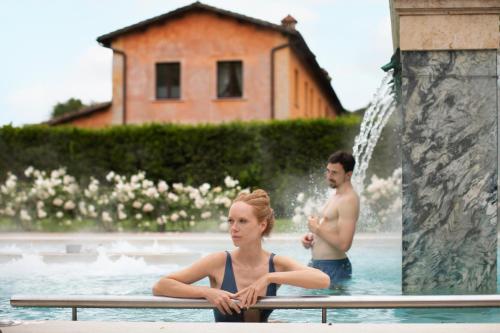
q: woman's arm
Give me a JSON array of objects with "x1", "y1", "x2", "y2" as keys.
[
  {"x1": 235, "y1": 255, "x2": 330, "y2": 308},
  {"x1": 152, "y1": 252, "x2": 241, "y2": 315},
  {"x1": 152, "y1": 252, "x2": 221, "y2": 297},
  {"x1": 271, "y1": 255, "x2": 330, "y2": 289}
]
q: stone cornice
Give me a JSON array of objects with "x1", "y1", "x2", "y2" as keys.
[
  {"x1": 390, "y1": 0, "x2": 500, "y2": 51},
  {"x1": 394, "y1": 0, "x2": 500, "y2": 15}
]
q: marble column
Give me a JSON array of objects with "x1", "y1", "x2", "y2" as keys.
[
  {"x1": 390, "y1": 0, "x2": 500, "y2": 294},
  {"x1": 401, "y1": 50, "x2": 497, "y2": 293}
]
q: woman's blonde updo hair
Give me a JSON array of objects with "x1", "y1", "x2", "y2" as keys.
[{"x1": 233, "y1": 189, "x2": 275, "y2": 237}]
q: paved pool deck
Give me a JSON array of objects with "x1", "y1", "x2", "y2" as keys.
[{"x1": 2, "y1": 321, "x2": 500, "y2": 333}]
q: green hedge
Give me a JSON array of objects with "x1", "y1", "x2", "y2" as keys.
[{"x1": 0, "y1": 116, "x2": 364, "y2": 215}]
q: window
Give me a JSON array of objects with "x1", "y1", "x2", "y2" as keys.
[
  {"x1": 156, "y1": 62, "x2": 180, "y2": 99},
  {"x1": 217, "y1": 61, "x2": 243, "y2": 98}
]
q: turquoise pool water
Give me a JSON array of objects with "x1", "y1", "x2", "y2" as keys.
[{"x1": 0, "y1": 235, "x2": 499, "y2": 323}]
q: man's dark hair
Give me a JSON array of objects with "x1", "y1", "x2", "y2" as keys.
[{"x1": 328, "y1": 151, "x2": 355, "y2": 173}]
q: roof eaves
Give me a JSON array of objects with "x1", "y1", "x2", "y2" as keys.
[{"x1": 97, "y1": 1, "x2": 294, "y2": 47}]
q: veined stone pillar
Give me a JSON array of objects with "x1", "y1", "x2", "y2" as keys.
[{"x1": 390, "y1": 0, "x2": 500, "y2": 294}]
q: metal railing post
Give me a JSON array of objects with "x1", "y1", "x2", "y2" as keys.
[
  {"x1": 72, "y1": 307, "x2": 77, "y2": 321},
  {"x1": 322, "y1": 308, "x2": 327, "y2": 323}
]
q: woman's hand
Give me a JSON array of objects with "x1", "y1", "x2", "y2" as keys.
[
  {"x1": 202, "y1": 287, "x2": 241, "y2": 315},
  {"x1": 234, "y1": 274, "x2": 269, "y2": 309}
]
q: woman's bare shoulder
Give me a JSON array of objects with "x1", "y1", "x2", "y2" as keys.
[
  {"x1": 272, "y1": 254, "x2": 307, "y2": 271},
  {"x1": 199, "y1": 251, "x2": 227, "y2": 266}
]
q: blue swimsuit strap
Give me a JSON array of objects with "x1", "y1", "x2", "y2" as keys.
[
  {"x1": 214, "y1": 251, "x2": 277, "y2": 322},
  {"x1": 221, "y1": 251, "x2": 277, "y2": 294}
]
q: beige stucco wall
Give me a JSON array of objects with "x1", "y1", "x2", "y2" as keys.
[{"x1": 391, "y1": 0, "x2": 500, "y2": 51}]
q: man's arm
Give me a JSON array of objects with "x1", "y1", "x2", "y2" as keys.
[{"x1": 308, "y1": 197, "x2": 359, "y2": 252}]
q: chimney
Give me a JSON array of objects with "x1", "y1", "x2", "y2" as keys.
[{"x1": 281, "y1": 15, "x2": 297, "y2": 30}]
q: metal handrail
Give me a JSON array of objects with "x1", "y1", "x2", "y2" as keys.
[{"x1": 11, "y1": 294, "x2": 500, "y2": 323}]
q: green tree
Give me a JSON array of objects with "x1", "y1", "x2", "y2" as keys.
[{"x1": 51, "y1": 98, "x2": 86, "y2": 118}]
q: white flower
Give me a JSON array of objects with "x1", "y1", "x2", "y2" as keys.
[
  {"x1": 156, "y1": 216, "x2": 167, "y2": 225},
  {"x1": 20, "y1": 210, "x2": 32, "y2": 221},
  {"x1": 201, "y1": 211, "x2": 211, "y2": 219},
  {"x1": 56, "y1": 211, "x2": 64, "y2": 219},
  {"x1": 5, "y1": 206, "x2": 16, "y2": 216},
  {"x1": 37, "y1": 209, "x2": 47, "y2": 219},
  {"x1": 78, "y1": 201, "x2": 88, "y2": 215},
  {"x1": 131, "y1": 175, "x2": 139, "y2": 184},
  {"x1": 24, "y1": 166, "x2": 34, "y2": 177},
  {"x1": 6, "y1": 178, "x2": 17, "y2": 190},
  {"x1": 167, "y1": 192, "x2": 179, "y2": 202},
  {"x1": 106, "y1": 171, "x2": 116, "y2": 182},
  {"x1": 188, "y1": 188, "x2": 201, "y2": 200},
  {"x1": 132, "y1": 200, "x2": 142, "y2": 209},
  {"x1": 102, "y1": 211, "x2": 113, "y2": 223},
  {"x1": 213, "y1": 186, "x2": 222, "y2": 193},
  {"x1": 297, "y1": 192, "x2": 305, "y2": 203},
  {"x1": 52, "y1": 198, "x2": 63, "y2": 206},
  {"x1": 199, "y1": 183, "x2": 210, "y2": 195},
  {"x1": 170, "y1": 213, "x2": 179, "y2": 222},
  {"x1": 179, "y1": 210, "x2": 187, "y2": 218},
  {"x1": 88, "y1": 205, "x2": 97, "y2": 218},
  {"x1": 218, "y1": 221, "x2": 229, "y2": 232},
  {"x1": 135, "y1": 213, "x2": 143, "y2": 220},
  {"x1": 64, "y1": 220, "x2": 72, "y2": 226},
  {"x1": 172, "y1": 183, "x2": 184, "y2": 192},
  {"x1": 143, "y1": 203, "x2": 154, "y2": 213},
  {"x1": 89, "y1": 183, "x2": 99, "y2": 193},
  {"x1": 36, "y1": 201, "x2": 45, "y2": 209},
  {"x1": 145, "y1": 187, "x2": 158, "y2": 198},
  {"x1": 63, "y1": 175, "x2": 74, "y2": 185},
  {"x1": 63, "y1": 200, "x2": 76, "y2": 210},
  {"x1": 50, "y1": 170, "x2": 60, "y2": 179},
  {"x1": 189, "y1": 221, "x2": 195, "y2": 227},
  {"x1": 195, "y1": 198, "x2": 206, "y2": 209},
  {"x1": 142, "y1": 179, "x2": 154, "y2": 189},
  {"x1": 118, "y1": 211, "x2": 127, "y2": 220},
  {"x1": 224, "y1": 176, "x2": 238, "y2": 188},
  {"x1": 158, "y1": 181, "x2": 169, "y2": 193}
]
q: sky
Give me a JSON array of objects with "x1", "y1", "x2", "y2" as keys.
[{"x1": 0, "y1": 0, "x2": 393, "y2": 126}]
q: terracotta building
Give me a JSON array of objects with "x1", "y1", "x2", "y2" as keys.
[{"x1": 48, "y1": 2, "x2": 343, "y2": 128}]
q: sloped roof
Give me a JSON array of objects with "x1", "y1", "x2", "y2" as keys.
[
  {"x1": 46, "y1": 102, "x2": 112, "y2": 125},
  {"x1": 97, "y1": 1, "x2": 344, "y2": 113}
]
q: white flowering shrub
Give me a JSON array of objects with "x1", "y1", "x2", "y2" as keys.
[
  {"x1": 0, "y1": 167, "x2": 245, "y2": 232},
  {"x1": 363, "y1": 168, "x2": 402, "y2": 230},
  {"x1": 291, "y1": 168, "x2": 402, "y2": 232}
]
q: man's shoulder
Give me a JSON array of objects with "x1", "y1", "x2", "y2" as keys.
[{"x1": 341, "y1": 188, "x2": 360, "y2": 203}]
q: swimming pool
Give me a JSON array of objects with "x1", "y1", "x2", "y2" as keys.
[{"x1": 0, "y1": 234, "x2": 499, "y2": 323}]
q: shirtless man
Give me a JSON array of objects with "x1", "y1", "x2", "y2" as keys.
[{"x1": 301, "y1": 151, "x2": 360, "y2": 287}]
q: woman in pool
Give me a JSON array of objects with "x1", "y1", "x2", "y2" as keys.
[{"x1": 152, "y1": 189, "x2": 330, "y2": 322}]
